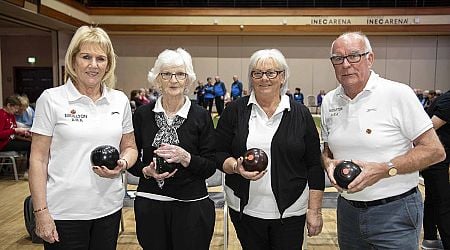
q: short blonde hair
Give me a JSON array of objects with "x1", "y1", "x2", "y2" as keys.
[
  {"x1": 17, "y1": 95, "x2": 30, "y2": 108},
  {"x1": 64, "y1": 26, "x2": 117, "y2": 88}
]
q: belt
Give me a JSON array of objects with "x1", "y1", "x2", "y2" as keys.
[{"x1": 343, "y1": 187, "x2": 417, "y2": 208}]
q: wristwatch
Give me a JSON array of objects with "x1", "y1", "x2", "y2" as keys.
[{"x1": 387, "y1": 161, "x2": 398, "y2": 177}]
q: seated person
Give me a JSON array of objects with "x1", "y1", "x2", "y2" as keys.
[
  {"x1": 15, "y1": 95, "x2": 35, "y2": 128},
  {"x1": 0, "y1": 95, "x2": 32, "y2": 173}
]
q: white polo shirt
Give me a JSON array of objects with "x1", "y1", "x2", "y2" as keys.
[
  {"x1": 321, "y1": 71, "x2": 432, "y2": 201},
  {"x1": 225, "y1": 93, "x2": 309, "y2": 219},
  {"x1": 31, "y1": 79, "x2": 133, "y2": 220}
]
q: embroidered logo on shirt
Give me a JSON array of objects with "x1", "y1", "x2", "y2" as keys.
[
  {"x1": 329, "y1": 107, "x2": 342, "y2": 117},
  {"x1": 366, "y1": 108, "x2": 377, "y2": 112},
  {"x1": 65, "y1": 109, "x2": 87, "y2": 122},
  {"x1": 111, "y1": 111, "x2": 120, "y2": 115}
]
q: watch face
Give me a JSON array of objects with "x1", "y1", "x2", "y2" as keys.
[{"x1": 389, "y1": 167, "x2": 397, "y2": 176}]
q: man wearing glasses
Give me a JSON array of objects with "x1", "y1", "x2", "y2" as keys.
[{"x1": 321, "y1": 32, "x2": 445, "y2": 249}]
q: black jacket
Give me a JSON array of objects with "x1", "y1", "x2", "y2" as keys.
[
  {"x1": 129, "y1": 101, "x2": 216, "y2": 200},
  {"x1": 215, "y1": 96, "x2": 324, "y2": 217}
]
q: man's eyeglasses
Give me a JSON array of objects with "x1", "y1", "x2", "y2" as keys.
[
  {"x1": 159, "y1": 72, "x2": 188, "y2": 81},
  {"x1": 330, "y1": 52, "x2": 369, "y2": 65},
  {"x1": 251, "y1": 70, "x2": 284, "y2": 79}
]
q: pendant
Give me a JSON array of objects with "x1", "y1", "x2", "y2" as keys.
[{"x1": 157, "y1": 179, "x2": 164, "y2": 189}]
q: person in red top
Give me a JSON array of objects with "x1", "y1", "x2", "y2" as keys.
[{"x1": 0, "y1": 95, "x2": 32, "y2": 172}]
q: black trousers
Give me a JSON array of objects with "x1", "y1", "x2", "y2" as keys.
[
  {"x1": 44, "y1": 209, "x2": 121, "y2": 250},
  {"x1": 134, "y1": 196, "x2": 215, "y2": 250},
  {"x1": 422, "y1": 166, "x2": 450, "y2": 249},
  {"x1": 215, "y1": 96, "x2": 224, "y2": 115},
  {"x1": 2, "y1": 139, "x2": 31, "y2": 169},
  {"x1": 229, "y1": 208, "x2": 306, "y2": 250},
  {"x1": 203, "y1": 98, "x2": 214, "y2": 114}
]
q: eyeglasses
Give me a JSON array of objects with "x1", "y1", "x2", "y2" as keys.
[
  {"x1": 251, "y1": 70, "x2": 284, "y2": 79},
  {"x1": 159, "y1": 72, "x2": 188, "y2": 81},
  {"x1": 330, "y1": 52, "x2": 369, "y2": 65}
]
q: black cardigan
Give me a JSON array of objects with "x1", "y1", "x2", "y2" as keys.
[
  {"x1": 129, "y1": 101, "x2": 216, "y2": 200},
  {"x1": 215, "y1": 96, "x2": 324, "y2": 217}
]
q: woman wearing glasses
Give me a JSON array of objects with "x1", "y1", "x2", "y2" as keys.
[
  {"x1": 215, "y1": 49, "x2": 325, "y2": 249},
  {"x1": 128, "y1": 48, "x2": 216, "y2": 250}
]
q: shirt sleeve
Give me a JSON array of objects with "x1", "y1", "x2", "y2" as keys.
[
  {"x1": 30, "y1": 91, "x2": 55, "y2": 136},
  {"x1": 122, "y1": 95, "x2": 134, "y2": 134},
  {"x1": 392, "y1": 86, "x2": 433, "y2": 141}
]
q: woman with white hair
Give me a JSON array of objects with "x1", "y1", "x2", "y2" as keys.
[
  {"x1": 215, "y1": 49, "x2": 324, "y2": 249},
  {"x1": 128, "y1": 48, "x2": 216, "y2": 250}
]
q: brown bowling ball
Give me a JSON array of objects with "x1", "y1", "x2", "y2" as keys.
[
  {"x1": 242, "y1": 148, "x2": 268, "y2": 172},
  {"x1": 333, "y1": 161, "x2": 361, "y2": 189}
]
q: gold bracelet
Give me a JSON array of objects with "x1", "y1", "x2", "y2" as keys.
[{"x1": 33, "y1": 206, "x2": 48, "y2": 214}]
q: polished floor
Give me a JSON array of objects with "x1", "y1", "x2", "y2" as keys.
[{"x1": 0, "y1": 168, "x2": 426, "y2": 250}]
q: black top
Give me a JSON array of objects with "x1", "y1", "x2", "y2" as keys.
[
  {"x1": 215, "y1": 96, "x2": 324, "y2": 217},
  {"x1": 129, "y1": 101, "x2": 216, "y2": 200},
  {"x1": 426, "y1": 90, "x2": 450, "y2": 167}
]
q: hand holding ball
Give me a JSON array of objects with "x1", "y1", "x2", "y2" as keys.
[
  {"x1": 333, "y1": 161, "x2": 361, "y2": 189},
  {"x1": 90, "y1": 145, "x2": 120, "y2": 170},
  {"x1": 242, "y1": 148, "x2": 268, "y2": 172},
  {"x1": 155, "y1": 156, "x2": 177, "y2": 174}
]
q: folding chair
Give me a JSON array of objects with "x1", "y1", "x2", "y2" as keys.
[{"x1": 0, "y1": 151, "x2": 20, "y2": 181}]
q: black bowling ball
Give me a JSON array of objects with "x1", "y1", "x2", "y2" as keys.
[
  {"x1": 155, "y1": 156, "x2": 177, "y2": 174},
  {"x1": 333, "y1": 161, "x2": 361, "y2": 189},
  {"x1": 90, "y1": 145, "x2": 120, "y2": 170},
  {"x1": 242, "y1": 148, "x2": 268, "y2": 172}
]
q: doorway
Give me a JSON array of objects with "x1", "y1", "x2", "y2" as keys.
[{"x1": 13, "y1": 67, "x2": 53, "y2": 104}]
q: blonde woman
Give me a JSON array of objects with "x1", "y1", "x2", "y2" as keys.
[{"x1": 29, "y1": 26, "x2": 137, "y2": 249}]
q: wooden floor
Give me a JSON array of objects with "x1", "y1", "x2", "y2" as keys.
[{"x1": 0, "y1": 172, "x2": 425, "y2": 250}]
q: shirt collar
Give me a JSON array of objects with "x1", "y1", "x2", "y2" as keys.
[
  {"x1": 248, "y1": 91, "x2": 291, "y2": 114},
  {"x1": 153, "y1": 95, "x2": 191, "y2": 119},
  {"x1": 65, "y1": 78, "x2": 110, "y2": 103},
  {"x1": 336, "y1": 70, "x2": 378, "y2": 99}
]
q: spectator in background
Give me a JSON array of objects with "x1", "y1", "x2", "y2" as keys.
[
  {"x1": 293, "y1": 87, "x2": 304, "y2": 104},
  {"x1": 138, "y1": 88, "x2": 150, "y2": 105},
  {"x1": 15, "y1": 95, "x2": 35, "y2": 128},
  {"x1": 0, "y1": 94, "x2": 32, "y2": 156},
  {"x1": 215, "y1": 49, "x2": 324, "y2": 249},
  {"x1": 214, "y1": 76, "x2": 226, "y2": 116},
  {"x1": 317, "y1": 90, "x2": 326, "y2": 107},
  {"x1": 425, "y1": 90, "x2": 437, "y2": 111},
  {"x1": 204, "y1": 77, "x2": 215, "y2": 114},
  {"x1": 421, "y1": 89, "x2": 450, "y2": 250},
  {"x1": 194, "y1": 80, "x2": 205, "y2": 107},
  {"x1": 322, "y1": 31, "x2": 445, "y2": 250},
  {"x1": 230, "y1": 75, "x2": 243, "y2": 100},
  {"x1": 130, "y1": 89, "x2": 143, "y2": 108},
  {"x1": 147, "y1": 87, "x2": 158, "y2": 104},
  {"x1": 285, "y1": 88, "x2": 293, "y2": 100}
]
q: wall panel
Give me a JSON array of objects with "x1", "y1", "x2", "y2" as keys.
[{"x1": 106, "y1": 34, "x2": 449, "y2": 100}]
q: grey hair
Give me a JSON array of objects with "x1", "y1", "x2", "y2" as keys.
[
  {"x1": 248, "y1": 49, "x2": 289, "y2": 95},
  {"x1": 147, "y1": 48, "x2": 196, "y2": 87},
  {"x1": 330, "y1": 31, "x2": 373, "y2": 56}
]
